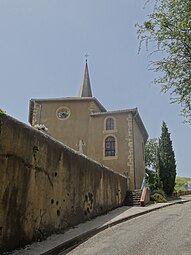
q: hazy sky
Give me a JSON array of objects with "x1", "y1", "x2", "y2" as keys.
[{"x1": 0, "y1": 0, "x2": 190, "y2": 177}]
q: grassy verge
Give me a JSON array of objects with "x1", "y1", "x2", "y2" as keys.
[{"x1": 175, "y1": 176, "x2": 191, "y2": 191}]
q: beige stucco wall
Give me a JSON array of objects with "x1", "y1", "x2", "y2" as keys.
[
  {"x1": 88, "y1": 113, "x2": 130, "y2": 175},
  {"x1": 126, "y1": 113, "x2": 136, "y2": 190},
  {"x1": 133, "y1": 119, "x2": 145, "y2": 189},
  {"x1": 0, "y1": 114, "x2": 127, "y2": 253},
  {"x1": 32, "y1": 99, "x2": 102, "y2": 154},
  {"x1": 31, "y1": 99, "x2": 146, "y2": 191}
]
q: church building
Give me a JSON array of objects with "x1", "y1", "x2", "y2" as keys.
[{"x1": 29, "y1": 61, "x2": 148, "y2": 190}]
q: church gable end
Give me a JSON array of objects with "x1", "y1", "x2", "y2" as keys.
[{"x1": 28, "y1": 61, "x2": 148, "y2": 191}]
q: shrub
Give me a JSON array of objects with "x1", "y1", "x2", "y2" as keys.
[
  {"x1": 151, "y1": 192, "x2": 167, "y2": 203},
  {"x1": 151, "y1": 189, "x2": 166, "y2": 198},
  {"x1": 151, "y1": 189, "x2": 167, "y2": 203}
]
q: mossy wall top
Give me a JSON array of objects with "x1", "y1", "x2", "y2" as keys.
[{"x1": 0, "y1": 115, "x2": 127, "y2": 253}]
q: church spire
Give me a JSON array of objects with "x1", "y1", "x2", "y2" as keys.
[{"x1": 78, "y1": 58, "x2": 92, "y2": 97}]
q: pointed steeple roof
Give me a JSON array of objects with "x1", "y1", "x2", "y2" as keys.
[{"x1": 78, "y1": 60, "x2": 92, "y2": 97}]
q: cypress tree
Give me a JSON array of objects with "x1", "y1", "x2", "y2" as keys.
[{"x1": 158, "y1": 121, "x2": 176, "y2": 196}]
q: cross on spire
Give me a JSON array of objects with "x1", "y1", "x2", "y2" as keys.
[{"x1": 85, "y1": 54, "x2": 89, "y2": 63}]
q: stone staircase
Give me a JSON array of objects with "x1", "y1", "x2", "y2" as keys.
[{"x1": 125, "y1": 189, "x2": 142, "y2": 206}]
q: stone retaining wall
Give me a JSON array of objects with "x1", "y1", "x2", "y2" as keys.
[{"x1": 0, "y1": 114, "x2": 127, "y2": 253}]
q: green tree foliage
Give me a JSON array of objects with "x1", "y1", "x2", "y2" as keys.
[
  {"x1": 145, "y1": 138, "x2": 163, "y2": 191},
  {"x1": 146, "y1": 169, "x2": 163, "y2": 192},
  {"x1": 158, "y1": 121, "x2": 176, "y2": 196},
  {"x1": 137, "y1": 0, "x2": 191, "y2": 123},
  {"x1": 145, "y1": 138, "x2": 158, "y2": 172}
]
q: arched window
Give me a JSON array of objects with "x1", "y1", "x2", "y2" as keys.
[
  {"x1": 105, "y1": 136, "x2": 115, "y2": 156},
  {"x1": 106, "y1": 118, "x2": 114, "y2": 130}
]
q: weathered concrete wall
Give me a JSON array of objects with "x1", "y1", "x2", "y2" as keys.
[{"x1": 0, "y1": 114, "x2": 127, "y2": 253}]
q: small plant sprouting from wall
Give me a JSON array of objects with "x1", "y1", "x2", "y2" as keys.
[
  {"x1": 0, "y1": 108, "x2": 5, "y2": 135},
  {"x1": 33, "y1": 145, "x2": 39, "y2": 163},
  {"x1": 0, "y1": 108, "x2": 5, "y2": 115}
]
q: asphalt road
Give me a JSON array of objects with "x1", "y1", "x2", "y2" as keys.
[{"x1": 62, "y1": 201, "x2": 191, "y2": 255}]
